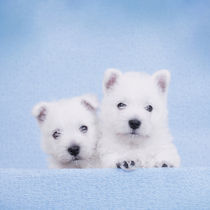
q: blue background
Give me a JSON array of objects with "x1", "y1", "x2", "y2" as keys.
[{"x1": 0, "y1": 0, "x2": 210, "y2": 168}]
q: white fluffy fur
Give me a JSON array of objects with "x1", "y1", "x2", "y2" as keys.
[
  {"x1": 98, "y1": 69, "x2": 180, "y2": 169},
  {"x1": 32, "y1": 95, "x2": 99, "y2": 169}
]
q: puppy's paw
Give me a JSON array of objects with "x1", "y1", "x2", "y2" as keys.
[
  {"x1": 116, "y1": 160, "x2": 136, "y2": 171},
  {"x1": 154, "y1": 161, "x2": 174, "y2": 168},
  {"x1": 150, "y1": 152, "x2": 180, "y2": 168}
]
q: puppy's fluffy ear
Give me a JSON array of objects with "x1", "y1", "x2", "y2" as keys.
[
  {"x1": 32, "y1": 102, "x2": 48, "y2": 123},
  {"x1": 103, "y1": 68, "x2": 122, "y2": 93},
  {"x1": 152, "y1": 70, "x2": 170, "y2": 94},
  {"x1": 81, "y1": 94, "x2": 98, "y2": 112}
]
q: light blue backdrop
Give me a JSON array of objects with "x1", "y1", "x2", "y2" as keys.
[{"x1": 0, "y1": 0, "x2": 210, "y2": 168}]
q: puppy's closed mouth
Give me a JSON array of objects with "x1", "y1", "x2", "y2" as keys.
[
  {"x1": 131, "y1": 130, "x2": 139, "y2": 135},
  {"x1": 116, "y1": 132, "x2": 140, "y2": 137},
  {"x1": 72, "y1": 156, "x2": 80, "y2": 161},
  {"x1": 129, "y1": 133, "x2": 141, "y2": 138},
  {"x1": 117, "y1": 132, "x2": 149, "y2": 139}
]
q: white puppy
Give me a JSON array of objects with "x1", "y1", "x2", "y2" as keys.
[
  {"x1": 32, "y1": 95, "x2": 99, "y2": 169},
  {"x1": 98, "y1": 69, "x2": 180, "y2": 170}
]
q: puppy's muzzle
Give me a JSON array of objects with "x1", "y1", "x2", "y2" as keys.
[
  {"x1": 68, "y1": 145, "x2": 80, "y2": 156},
  {"x1": 129, "y1": 119, "x2": 141, "y2": 130}
]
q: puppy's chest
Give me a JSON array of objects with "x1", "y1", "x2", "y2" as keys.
[{"x1": 120, "y1": 140, "x2": 158, "y2": 156}]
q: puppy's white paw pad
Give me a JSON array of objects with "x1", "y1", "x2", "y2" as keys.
[{"x1": 116, "y1": 160, "x2": 136, "y2": 170}]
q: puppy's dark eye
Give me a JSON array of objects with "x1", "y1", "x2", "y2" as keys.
[
  {"x1": 80, "y1": 125, "x2": 88, "y2": 133},
  {"x1": 145, "y1": 105, "x2": 153, "y2": 112},
  {"x1": 52, "y1": 129, "x2": 61, "y2": 139},
  {"x1": 117, "y1": 103, "x2": 127, "y2": 110}
]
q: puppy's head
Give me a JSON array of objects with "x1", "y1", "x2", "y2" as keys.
[
  {"x1": 102, "y1": 68, "x2": 170, "y2": 139},
  {"x1": 32, "y1": 95, "x2": 98, "y2": 164}
]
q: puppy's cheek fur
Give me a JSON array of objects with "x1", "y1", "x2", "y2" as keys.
[
  {"x1": 41, "y1": 138, "x2": 54, "y2": 155},
  {"x1": 81, "y1": 143, "x2": 96, "y2": 158},
  {"x1": 57, "y1": 153, "x2": 71, "y2": 163},
  {"x1": 141, "y1": 121, "x2": 152, "y2": 136}
]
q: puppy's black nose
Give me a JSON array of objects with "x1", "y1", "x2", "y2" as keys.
[
  {"x1": 68, "y1": 145, "x2": 80, "y2": 156},
  {"x1": 129, "y1": 119, "x2": 141, "y2": 130}
]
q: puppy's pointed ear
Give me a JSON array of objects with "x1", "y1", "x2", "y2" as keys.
[
  {"x1": 152, "y1": 70, "x2": 170, "y2": 94},
  {"x1": 81, "y1": 94, "x2": 98, "y2": 112},
  {"x1": 103, "y1": 68, "x2": 122, "y2": 94},
  {"x1": 32, "y1": 102, "x2": 48, "y2": 123}
]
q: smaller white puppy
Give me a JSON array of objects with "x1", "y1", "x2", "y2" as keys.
[
  {"x1": 98, "y1": 69, "x2": 180, "y2": 170},
  {"x1": 32, "y1": 95, "x2": 99, "y2": 169}
]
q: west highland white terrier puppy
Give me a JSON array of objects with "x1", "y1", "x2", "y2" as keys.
[
  {"x1": 32, "y1": 95, "x2": 99, "y2": 169},
  {"x1": 98, "y1": 69, "x2": 180, "y2": 170}
]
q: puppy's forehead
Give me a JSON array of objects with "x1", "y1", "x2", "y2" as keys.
[
  {"x1": 49, "y1": 99, "x2": 94, "y2": 123},
  {"x1": 115, "y1": 72, "x2": 156, "y2": 97}
]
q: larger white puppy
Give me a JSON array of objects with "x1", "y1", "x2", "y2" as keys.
[
  {"x1": 33, "y1": 95, "x2": 99, "y2": 169},
  {"x1": 98, "y1": 69, "x2": 180, "y2": 169}
]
